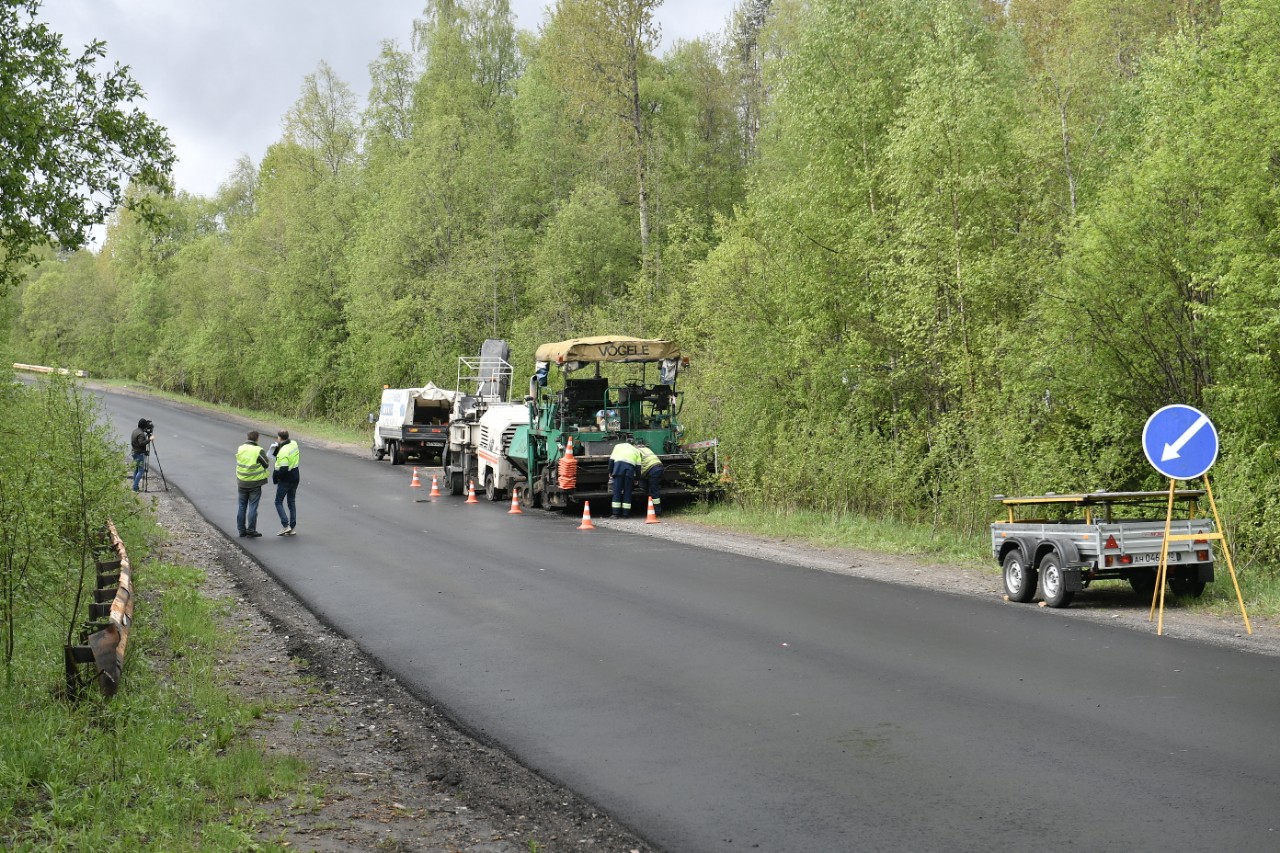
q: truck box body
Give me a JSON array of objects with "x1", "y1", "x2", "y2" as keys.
[{"x1": 373, "y1": 384, "x2": 455, "y2": 465}]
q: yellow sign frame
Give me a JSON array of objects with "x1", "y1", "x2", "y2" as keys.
[{"x1": 1150, "y1": 474, "x2": 1251, "y2": 636}]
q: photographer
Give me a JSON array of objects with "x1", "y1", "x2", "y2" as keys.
[{"x1": 130, "y1": 418, "x2": 152, "y2": 492}]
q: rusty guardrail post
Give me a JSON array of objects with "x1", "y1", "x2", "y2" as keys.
[{"x1": 64, "y1": 521, "x2": 134, "y2": 700}]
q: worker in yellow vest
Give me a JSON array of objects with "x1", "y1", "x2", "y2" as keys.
[
  {"x1": 235, "y1": 430, "x2": 270, "y2": 538},
  {"x1": 270, "y1": 429, "x2": 301, "y2": 536},
  {"x1": 609, "y1": 441, "x2": 641, "y2": 518},
  {"x1": 636, "y1": 440, "x2": 664, "y2": 517}
]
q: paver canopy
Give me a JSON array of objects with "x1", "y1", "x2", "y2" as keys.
[{"x1": 534, "y1": 336, "x2": 680, "y2": 366}]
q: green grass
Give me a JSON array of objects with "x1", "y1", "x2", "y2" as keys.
[
  {"x1": 0, "y1": 562, "x2": 306, "y2": 851},
  {"x1": 678, "y1": 501, "x2": 992, "y2": 566}
]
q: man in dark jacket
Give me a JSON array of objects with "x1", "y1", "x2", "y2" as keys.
[{"x1": 130, "y1": 418, "x2": 151, "y2": 491}]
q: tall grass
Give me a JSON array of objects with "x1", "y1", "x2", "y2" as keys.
[{"x1": 0, "y1": 379, "x2": 306, "y2": 849}]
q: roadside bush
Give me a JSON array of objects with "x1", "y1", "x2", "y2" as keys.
[{"x1": 0, "y1": 376, "x2": 139, "y2": 681}]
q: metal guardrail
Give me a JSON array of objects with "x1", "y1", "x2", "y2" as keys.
[
  {"x1": 12, "y1": 361, "x2": 89, "y2": 378},
  {"x1": 64, "y1": 521, "x2": 134, "y2": 699}
]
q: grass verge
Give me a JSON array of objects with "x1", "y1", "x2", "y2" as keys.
[
  {"x1": 677, "y1": 500, "x2": 1280, "y2": 619},
  {"x1": 679, "y1": 501, "x2": 991, "y2": 566},
  {"x1": 0, "y1": 560, "x2": 306, "y2": 851}
]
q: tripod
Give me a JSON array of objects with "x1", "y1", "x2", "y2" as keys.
[{"x1": 141, "y1": 438, "x2": 169, "y2": 492}]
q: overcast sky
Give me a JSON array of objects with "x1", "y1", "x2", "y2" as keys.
[{"x1": 39, "y1": 1, "x2": 739, "y2": 199}]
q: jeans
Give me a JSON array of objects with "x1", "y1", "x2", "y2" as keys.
[
  {"x1": 275, "y1": 480, "x2": 298, "y2": 528},
  {"x1": 237, "y1": 485, "x2": 262, "y2": 534},
  {"x1": 132, "y1": 452, "x2": 147, "y2": 491}
]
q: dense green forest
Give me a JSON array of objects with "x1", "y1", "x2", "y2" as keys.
[{"x1": 8, "y1": 0, "x2": 1280, "y2": 571}]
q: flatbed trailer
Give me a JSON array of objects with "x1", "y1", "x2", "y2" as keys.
[{"x1": 991, "y1": 490, "x2": 1216, "y2": 608}]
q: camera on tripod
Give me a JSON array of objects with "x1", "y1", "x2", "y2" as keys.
[{"x1": 140, "y1": 418, "x2": 154, "y2": 437}]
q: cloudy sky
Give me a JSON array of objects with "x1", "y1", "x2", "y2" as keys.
[{"x1": 38, "y1": 1, "x2": 740, "y2": 199}]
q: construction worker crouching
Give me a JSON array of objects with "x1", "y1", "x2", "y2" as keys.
[
  {"x1": 635, "y1": 440, "x2": 664, "y2": 517},
  {"x1": 608, "y1": 441, "x2": 641, "y2": 518}
]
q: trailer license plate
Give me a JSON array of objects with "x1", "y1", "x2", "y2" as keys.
[{"x1": 1131, "y1": 552, "x2": 1180, "y2": 564}]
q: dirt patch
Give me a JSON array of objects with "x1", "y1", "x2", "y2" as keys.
[{"x1": 143, "y1": 482, "x2": 1279, "y2": 852}]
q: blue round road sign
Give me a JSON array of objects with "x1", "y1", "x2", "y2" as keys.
[{"x1": 1142, "y1": 404, "x2": 1218, "y2": 480}]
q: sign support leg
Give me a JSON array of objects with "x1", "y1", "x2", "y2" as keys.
[
  {"x1": 1202, "y1": 473, "x2": 1252, "y2": 635},
  {"x1": 1150, "y1": 478, "x2": 1177, "y2": 635}
]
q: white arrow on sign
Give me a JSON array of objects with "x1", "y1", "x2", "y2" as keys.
[{"x1": 1161, "y1": 413, "x2": 1210, "y2": 461}]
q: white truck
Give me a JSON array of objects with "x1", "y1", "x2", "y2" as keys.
[
  {"x1": 443, "y1": 340, "x2": 529, "y2": 500},
  {"x1": 371, "y1": 383, "x2": 455, "y2": 466},
  {"x1": 991, "y1": 490, "x2": 1216, "y2": 608}
]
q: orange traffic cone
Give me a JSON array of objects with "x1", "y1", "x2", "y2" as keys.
[
  {"x1": 577, "y1": 502, "x2": 595, "y2": 530},
  {"x1": 410, "y1": 467, "x2": 422, "y2": 488},
  {"x1": 719, "y1": 459, "x2": 731, "y2": 483},
  {"x1": 565, "y1": 436, "x2": 575, "y2": 456},
  {"x1": 465, "y1": 481, "x2": 479, "y2": 504},
  {"x1": 508, "y1": 490, "x2": 523, "y2": 514},
  {"x1": 645, "y1": 495, "x2": 660, "y2": 524},
  {"x1": 429, "y1": 475, "x2": 441, "y2": 497}
]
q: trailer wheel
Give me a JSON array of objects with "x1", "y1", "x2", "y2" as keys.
[
  {"x1": 1168, "y1": 576, "x2": 1207, "y2": 598},
  {"x1": 1129, "y1": 568, "x2": 1157, "y2": 599},
  {"x1": 1039, "y1": 554, "x2": 1075, "y2": 608},
  {"x1": 1002, "y1": 548, "x2": 1036, "y2": 603}
]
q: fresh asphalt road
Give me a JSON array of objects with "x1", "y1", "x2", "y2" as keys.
[{"x1": 99, "y1": 390, "x2": 1280, "y2": 852}]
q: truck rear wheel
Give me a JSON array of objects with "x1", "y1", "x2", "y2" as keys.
[
  {"x1": 390, "y1": 442, "x2": 405, "y2": 466},
  {"x1": 1039, "y1": 554, "x2": 1075, "y2": 608},
  {"x1": 1002, "y1": 549, "x2": 1036, "y2": 603},
  {"x1": 484, "y1": 470, "x2": 502, "y2": 502}
]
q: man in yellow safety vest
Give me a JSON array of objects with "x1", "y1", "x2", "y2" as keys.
[
  {"x1": 609, "y1": 441, "x2": 641, "y2": 518},
  {"x1": 635, "y1": 440, "x2": 664, "y2": 517},
  {"x1": 270, "y1": 429, "x2": 301, "y2": 536},
  {"x1": 236, "y1": 430, "x2": 270, "y2": 538}
]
